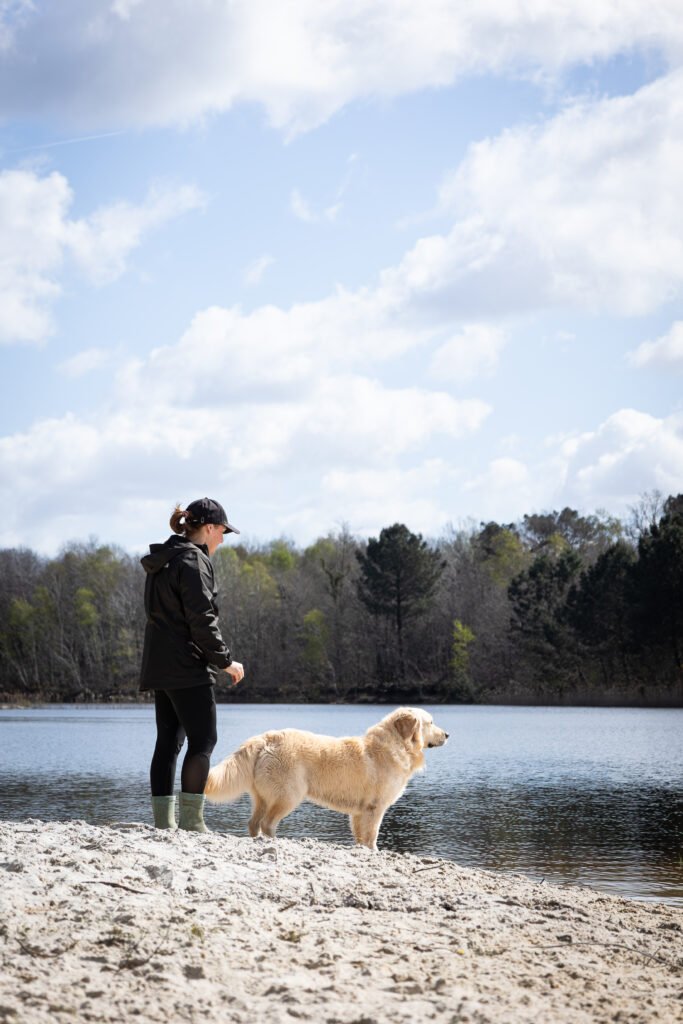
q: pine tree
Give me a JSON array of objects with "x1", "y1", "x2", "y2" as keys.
[
  {"x1": 633, "y1": 494, "x2": 683, "y2": 683},
  {"x1": 357, "y1": 523, "x2": 444, "y2": 681}
]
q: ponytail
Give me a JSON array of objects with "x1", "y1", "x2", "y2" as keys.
[{"x1": 170, "y1": 504, "x2": 200, "y2": 537}]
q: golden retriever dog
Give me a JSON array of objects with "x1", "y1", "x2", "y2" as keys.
[{"x1": 204, "y1": 707, "x2": 448, "y2": 850}]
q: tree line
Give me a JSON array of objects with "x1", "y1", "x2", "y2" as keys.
[{"x1": 0, "y1": 492, "x2": 681, "y2": 706}]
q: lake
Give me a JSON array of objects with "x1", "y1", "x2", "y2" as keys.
[{"x1": 0, "y1": 703, "x2": 681, "y2": 906}]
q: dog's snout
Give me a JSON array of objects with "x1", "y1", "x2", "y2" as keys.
[{"x1": 445, "y1": 732, "x2": 449, "y2": 739}]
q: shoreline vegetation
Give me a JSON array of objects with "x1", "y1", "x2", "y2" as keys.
[
  {"x1": 1, "y1": 689, "x2": 682, "y2": 708},
  {"x1": 1, "y1": 820, "x2": 681, "y2": 1024},
  {"x1": 1, "y1": 493, "x2": 682, "y2": 709}
]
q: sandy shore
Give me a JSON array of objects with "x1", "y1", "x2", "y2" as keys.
[{"x1": 0, "y1": 820, "x2": 681, "y2": 1023}]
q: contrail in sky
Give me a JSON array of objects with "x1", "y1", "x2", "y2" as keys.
[{"x1": 10, "y1": 130, "x2": 125, "y2": 152}]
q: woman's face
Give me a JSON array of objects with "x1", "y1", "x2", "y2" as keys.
[{"x1": 205, "y1": 523, "x2": 225, "y2": 557}]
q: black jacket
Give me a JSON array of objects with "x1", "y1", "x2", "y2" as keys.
[{"x1": 138, "y1": 535, "x2": 232, "y2": 691}]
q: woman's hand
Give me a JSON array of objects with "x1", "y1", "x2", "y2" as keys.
[{"x1": 224, "y1": 661, "x2": 244, "y2": 685}]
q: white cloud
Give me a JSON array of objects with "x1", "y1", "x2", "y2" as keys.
[
  {"x1": 0, "y1": 1, "x2": 33, "y2": 53},
  {"x1": 1, "y1": 1, "x2": 682, "y2": 134},
  {"x1": 0, "y1": 229, "x2": 494, "y2": 549},
  {"x1": 315, "y1": 459, "x2": 454, "y2": 540},
  {"x1": 0, "y1": 373, "x2": 489, "y2": 550},
  {"x1": 555, "y1": 409, "x2": 683, "y2": 510},
  {"x1": 0, "y1": 258, "x2": 480, "y2": 550},
  {"x1": 380, "y1": 69, "x2": 683, "y2": 318},
  {"x1": 290, "y1": 155, "x2": 357, "y2": 224},
  {"x1": 628, "y1": 321, "x2": 683, "y2": 370},
  {"x1": 458, "y1": 411, "x2": 683, "y2": 525},
  {"x1": 307, "y1": 376, "x2": 490, "y2": 461},
  {"x1": 2, "y1": 39, "x2": 683, "y2": 549},
  {"x1": 0, "y1": 169, "x2": 205, "y2": 344},
  {"x1": 226, "y1": 376, "x2": 490, "y2": 472},
  {"x1": 2, "y1": 306, "x2": 681, "y2": 547},
  {"x1": 65, "y1": 183, "x2": 205, "y2": 285},
  {"x1": 0, "y1": 189, "x2": 499, "y2": 545},
  {"x1": 429, "y1": 324, "x2": 507, "y2": 382},
  {"x1": 0, "y1": 169, "x2": 71, "y2": 343},
  {"x1": 58, "y1": 346, "x2": 116, "y2": 378},
  {"x1": 459, "y1": 457, "x2": 540, "y2": 522},
  {"x1": 465, "y1": 457, "x2": 529, "y2": 493},
  {"x1": 110, "y1": 0, "x2": 144, "y2": 19},
  {"x1": 243, "y1": 254, "x2": 274, "y2": 286},
  {"x1": 117, "y1": 289, "x2": 439, "y2": 408},
  {"x1": 290, "y1": 188, "x2": 340, "y2": 225},
  {"x1": 290, "y1": 189, "x2": 316, "y2": 224}
]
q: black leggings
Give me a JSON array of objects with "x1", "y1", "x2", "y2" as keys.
[{"x1": 150, "y1": 685, "x2": 217, "y2": 796}]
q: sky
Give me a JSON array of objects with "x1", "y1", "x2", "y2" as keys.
[{"x1": 0, "y1": 0, "x2": 682, "y2": 555}]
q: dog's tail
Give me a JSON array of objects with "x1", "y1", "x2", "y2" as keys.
[{"x1": 205, "y1": 737, "x2": 264, "y2": 803}]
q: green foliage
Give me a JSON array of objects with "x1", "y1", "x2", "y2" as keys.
[
  {"x1": 568, "y1": 542, "x2": 636, "y2": 649},
  {"x1": 357, "y1": 523, "x2": 443, "y2": 620},
  {"x1": 9, "y1": 597, "x2": 35, "y2": 633},
  {"x1": 267, "y1": 539, "x2": 297, "y2": 573},
  {"x1": 302, "y1": 609, "x2": 329, "y2": 671},
  {"x1": 474, "y1": 523, "x2": 528, "y2": 585},
  {"x1": 239, "y1": 559, "x2": 278, "y2": 601},
  {"x1": 357, "y1": 523, "x2": 444, "y2": 680},
  {"x1": 566, "y1": 541, "x2": 637, "y2": 689},
  {"x1": 33, "y1": 585, "x2": 54, "y2": 618},
  {"x1": 304, "y1": 534, "x2": 357, "y2": 604},
  {"x1": 520, "y1": 508, "x2": 622, "y2": 561},
  {"x1": 632, "y1": 495, "x2": 683, "y2": 678},
  {"x1": 303, "y1": 537, "x2": 337, "y2": 566},
  {"x1": 450, "y1": 619, "x2": 475, "y2": 687},
  {"x1": 0, "y1": 496, "x2": 681, "y2": 704},
  {"x1": 74, "y1": 587, "x2": 99, "y2": 629},
  {"x1": 215, "y1": 546, "x2": 240, "y2": 572},
  {"x1": 508, "y1": 548, "x2": 582, "y2": 686}
]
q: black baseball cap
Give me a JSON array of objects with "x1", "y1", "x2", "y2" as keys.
[{"x1": 186, "y1": 497, "x2": 240, "y2": 534}]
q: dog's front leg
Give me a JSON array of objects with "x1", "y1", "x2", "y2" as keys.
[
  {"x1": 364, "y1": 810, "x2": 383, "y2": 851},
  {"x1": 351, "y1": 809, "x2": 383, "y2": 850}
]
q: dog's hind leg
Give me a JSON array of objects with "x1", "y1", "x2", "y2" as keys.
[
  {"x1": 350, "y1": 813, "x2": 364, "y2": 844},
  {"x1": 248, "y1": 793, "x2": 267, "y2": 838},
  {"x1": 259, "y1": 796, "x2": 300, "y2": 838}
]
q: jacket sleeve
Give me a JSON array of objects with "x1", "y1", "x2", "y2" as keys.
[{"x1": 177, "y1": 553, "x2": 232, "y2": 670}]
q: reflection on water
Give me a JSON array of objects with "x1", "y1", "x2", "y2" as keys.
[{"x1": 0, "y1": 704, "x2": 681, "y2": 906}]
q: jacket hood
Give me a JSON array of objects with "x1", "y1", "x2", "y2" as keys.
[{"x1": 141, "y1": 535, "x2": 208, "y2": 575}]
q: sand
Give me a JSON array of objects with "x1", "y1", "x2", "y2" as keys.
[{"x1": 0, "y1": 819, "x2": 681, "y2": 1023}]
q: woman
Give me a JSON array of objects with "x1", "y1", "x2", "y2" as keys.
[{"x1": 139, "y1": 497, "x2": 244, "y2": 832}]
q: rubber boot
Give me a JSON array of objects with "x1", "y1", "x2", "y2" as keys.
[
  {"x1": 151, "y1": 795, "x2": 177, "y2": 830},
  {"x1": 178, "y1": 792, "x2": 209, "y2": 833}
]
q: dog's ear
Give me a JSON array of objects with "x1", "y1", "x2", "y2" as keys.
[{"x1": 394, "y1": 711, "x2": 419, "y2": 741}]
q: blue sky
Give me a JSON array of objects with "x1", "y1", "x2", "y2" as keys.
[{"x1": 0, "y1": 1, "x2": 681, "y2": 554}]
